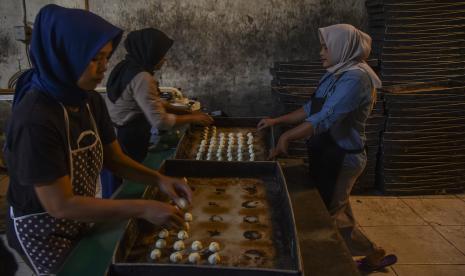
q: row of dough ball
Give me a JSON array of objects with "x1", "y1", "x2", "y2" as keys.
[
  {"x1": 165, "y1": 251, "x2": 221, "y2": 264},
  {"x1": 198, "y1": 151, "x2": 255, "y2": 161},
  {"x1": 150, "y1": 250, "x2": 221, "y2": 264},
  {"x1": 154, "y1": 239, "x2": 219, "y2": 251},
  {"x1": 202, "y1": 127, "x2": 254, "y2": 139},
  {"x1": 151, "y1": 239, "x2": 221, "y2": 264},
  {"x1": 198, "y1": 133, "x2": 254, "y2": 149}
]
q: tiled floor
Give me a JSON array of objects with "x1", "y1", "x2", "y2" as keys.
[
  {"x1": 3, "y1": 193, "x2": 465, "y2": 275},
  {"x1": 352, "y1": 194, "x2": 465, "y2": 276}
]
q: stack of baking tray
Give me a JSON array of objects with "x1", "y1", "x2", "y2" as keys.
[
  {"x1": 271, "y1": 61, "x2": 327, "y2": 88},
  {"x1": 271, "y1": 59, "x2": 380, "y2": 90},
  {"x1": 358, "y1": 102, "x2": 386, "y2": 192},
  {"x1": 366, "y1": 0, "x2": 465, "y2": 86},
  {"x1": 380, "y1": 81, "x2": 465, "y2": 194}
]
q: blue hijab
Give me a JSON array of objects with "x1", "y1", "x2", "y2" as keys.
[{"x1": 13, "y1": 4, "x2": 123, "y2": 107}]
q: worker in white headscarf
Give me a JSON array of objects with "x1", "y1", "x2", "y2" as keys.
[{"x1": 258, "y1": 24, "x2": 397, "y2": 271}]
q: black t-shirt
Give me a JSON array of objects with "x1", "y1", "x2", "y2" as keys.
[{"x1": 5, "y1": 90, "x2": 116, "y2": 215}]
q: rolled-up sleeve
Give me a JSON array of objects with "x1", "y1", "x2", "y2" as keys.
[
  {"x1": 132, "y1": 72, "x2": 176, "y2": 130},
  {"x1": 305, "y1": 76, "x2": 365, "y2": 135},
  {"x1": 302, "y1": 100, "x2": 312, "y2": 117}
]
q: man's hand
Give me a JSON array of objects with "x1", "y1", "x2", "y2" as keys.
[
  {"x1": 268, "y1": 135, "x2": 289, "y2": 160},
  {"x1": 140, "y1": 200, "x2": 184, "y2": 229},
  {"x1": 158, "y1": 176, "x2": 193, "y2": 207},
  {"x1": 257, "y1": 117, "x2": 276, "y2": 131}
]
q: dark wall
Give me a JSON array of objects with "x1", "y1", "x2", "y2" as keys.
[{"x1": 0, "y1": 0, "x2": 367, "y2": 116}]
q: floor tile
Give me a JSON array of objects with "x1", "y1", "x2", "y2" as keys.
[
  {"x1": 420, "y1": 195, "x2": 457, "y2": 199},
  {"x1": 362, "y1": 226, "x2": 465, "y2": 264},
  {"x1": 351, "y1": 198, "x2": 426, "y2": 226},
  {"x1": 394, "y1": 195, "x2": 421, "y2": 199},
  {"x1": 363, "y1": 267, "x2": 397, "y2": 276},
  {"x1": 351, "y1": 196, "x2": 398, "y2": 199},
  {"x1": 435, "y1": 226, "x2": 465, "y2": 255},
  {"x1": 393, "y1": 264, "x2": 465, "y2": 276},
  {"x1": 402, "y1": 199, "x2": 465, "y2": 226}
]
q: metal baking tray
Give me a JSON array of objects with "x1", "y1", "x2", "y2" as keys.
[
  {"x1": 109, "y1": 160, "x2": 302, "y2": 276},
  {"x1": 174, "y1": 117, "x2": 276, "y2": 162}
]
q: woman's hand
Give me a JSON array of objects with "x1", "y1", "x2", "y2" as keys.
[
  {"x1": 140, "y1": 200, "x2": 184, "y2": 229},
  {"x1": 257, "y1": 117, "x2": 277, "y2": 130},
  {"x1": 158, "y1": 176, "x2": 193, "y2": 207},
  {"x1": 268, "y1": 135, "x2": 289, "y2": 160},
  {"x1": 190, "y1": 112, "x2": 214, "y2": 126}
]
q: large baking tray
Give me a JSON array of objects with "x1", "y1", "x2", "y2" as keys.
[
  {"x1": 174, "y1": 117, "x2": 276, "y2": 161},
  {"x1": 109, "y1": 160, "x2": 302, "y2": 276}
]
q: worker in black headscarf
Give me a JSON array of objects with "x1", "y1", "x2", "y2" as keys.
[{"x1": 104, "y1": 28, "x2": 213, "y2": 197}]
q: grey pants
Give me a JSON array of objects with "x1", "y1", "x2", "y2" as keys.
[{"x1": 328, "y1": 152, "x2": 377, "y2": 256}]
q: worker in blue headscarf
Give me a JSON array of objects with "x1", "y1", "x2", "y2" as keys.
[{"x1": 4, "y1": 5, "x2": 192, "y2": 275}]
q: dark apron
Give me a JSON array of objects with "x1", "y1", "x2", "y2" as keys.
[
  {"x1": 306, "y1": 75, "x2": 364, "y2": 209},
  {"x1": 116, "y1": 113, "x2": 151, "y2": 162},
  {"x1": 101, "y1": 113, "x2": 151, "y2": 198}
]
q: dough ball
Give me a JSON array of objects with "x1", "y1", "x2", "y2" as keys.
[
  {"x1": 208, "y1": 253, "x2": 221, "y2": 265},
  {"x1": 191, "y1": 241, "x2": 203, "y2": 251},
  {"x1": 208, "y1": 241, "x2": 221, "y2": 252},
  {"x1": 173, "y1": 240, "x2": 185, "y2": 251},
  {"x1": 177, "y1": 230, "x2": 189, "y2": 240},
  {"x1": 184, "y1": 212, "x2": 193, "y2": 222},
  {"x1": 188, "y1": 252, "x2": 201, "y2": 264},
  {"x1": 177, "y1": 198, "x2": 189, "y2": 210},
  {"x1": 155, "y1": 239, "x2": 166, "y2": 249},
  {"x1": 170, "y1": 252, "x2": 183, "y2": 263},
  {"x1": 158, "y1": 229, "x2": 169, "y2": 239},
  {"x1": 149, "y1": 249, "x2": 161, "y2": 260}
]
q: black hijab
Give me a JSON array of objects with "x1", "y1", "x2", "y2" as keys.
[{"x1": 107, "y1": 28, "x2": 173, "y2": 103}]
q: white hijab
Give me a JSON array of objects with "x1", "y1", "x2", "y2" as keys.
[{"x1": 319, "y1": 24, "x2": 382, "y2": 89}]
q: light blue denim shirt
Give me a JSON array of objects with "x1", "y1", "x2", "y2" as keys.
[{"x1": 303, "y1": 69, "x2": 374, "y2": 152}]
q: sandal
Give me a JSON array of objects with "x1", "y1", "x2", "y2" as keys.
[{"x1": 356, "y1": 254, "x2": 398, "y2": 272}]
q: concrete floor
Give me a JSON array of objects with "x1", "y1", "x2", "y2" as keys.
[
  {"x1": 352, "y1": 194, "x2": 465, "y2": 276},
  {"x1": 3, "y1": 193, "x2": 465, "y2": 276}
]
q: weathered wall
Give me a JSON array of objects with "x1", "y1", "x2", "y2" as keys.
[{"x1": 0, "y1": 0, "x2": 367, "y2": 116}]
